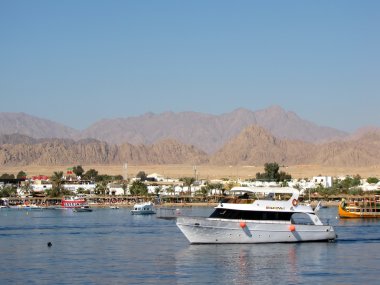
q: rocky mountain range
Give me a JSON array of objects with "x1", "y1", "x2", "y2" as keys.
[
  {"x1": 0, "y1": 136, "x2": 207, "y2": 166},
  {"x1": 1, "y1": 125, "x2": 380, "y2": 167},
  {"x1": 1, "y1": 106, "x2": 380, "y2": 167},
  {"x1": 78, "y1": 106, "x2": 348, "y2": 153},
  {"x1": 208, "y1": 126, "x2": 380, "y2": 167},
  {"x1": 0, "y1": 106, "x2": 348, "y2": 153}
]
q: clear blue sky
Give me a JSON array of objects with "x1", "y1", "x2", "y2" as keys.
[{"x1": 1, "y1": 0, "x2": 379, "y2": 131}]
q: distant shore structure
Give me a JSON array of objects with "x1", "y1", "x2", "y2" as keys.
[{"x1": 123, "y1": 163, "x2": 128, "y2": 180}]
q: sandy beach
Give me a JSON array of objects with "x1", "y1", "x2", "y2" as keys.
[{"x1": 2, "y1": 164, "x2": 380, "y2": 179}]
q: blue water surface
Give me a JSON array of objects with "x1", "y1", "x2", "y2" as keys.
[{"x1": 0, "y1": 206, "x2": 379, "y2": 285}]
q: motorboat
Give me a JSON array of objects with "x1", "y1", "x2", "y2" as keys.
[
  {"x1": 73, "y1": 205, "x2": 93, "y2": 212},
  {"x1": 131, "y1": 201, "x2": 156, "y2": 215},
  {"x1": 176, "y1": 186, "x2": 336, "y2": 244},
  {"x1": 338, "y1": 196, "x2": 380, "y2": 218},
  {"x1": 19, "y1": 204, "x2": 44, "y2": 210}
]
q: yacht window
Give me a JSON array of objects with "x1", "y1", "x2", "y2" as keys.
[
  {"x1": 209, "y1": 208, "x2": 292, "y2": 221},
  {"x1": 290, "y1": 213, "x2": 314, "y2": 225}
]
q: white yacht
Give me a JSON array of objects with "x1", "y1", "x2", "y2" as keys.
[
  {"x1": 131, "y1": 201, "x2": 156, "y2": 215},
  {"x1": 176, "y1": 186, "x2": 336, "y2": 244}
]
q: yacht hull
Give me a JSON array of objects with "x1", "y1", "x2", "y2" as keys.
[{"x1": 176, "y1": 217, "x2": 336, "y2": 244}]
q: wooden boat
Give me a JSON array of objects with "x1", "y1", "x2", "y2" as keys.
[{"x1": 338, "y1": 196, "x2": 380, "y2": 218}]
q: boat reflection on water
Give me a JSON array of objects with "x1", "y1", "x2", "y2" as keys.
[{"x1": 175, "y1": 242, "x2": 334, "y2": 284}]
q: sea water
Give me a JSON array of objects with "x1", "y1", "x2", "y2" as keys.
[{"x1": 0, "y1": 207, "x2": 379, "y2": 284}]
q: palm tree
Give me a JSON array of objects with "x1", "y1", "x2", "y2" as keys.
[
  {"x1": 182, "y1": 177, "x2": 195, "y2": 195},
  {"x1": 121, "y1": 181, "x2": 129, "y2": 196},
  {"x1": 95, "y1": 181, "x2": 107, "y2": 196},
  {"x1": 50, "y1": 171, "x2": 64, "y2": 197}
]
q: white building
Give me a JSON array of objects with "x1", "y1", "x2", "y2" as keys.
[
  {"x1": 359, "y1": 181, "x2": 380, "y2": 192},
  {"x1": 62, "y1": 181, "x2": 96, "y2": 193},
  {"x1": 31, "y1": 182, "x2": 52, "y2": 192},
  {"x1": 312, "y1": 176, "x2": 333, "y2": 188},
  {"x1": 107, "y1": 183, "x2": 126, "y2": 195}
]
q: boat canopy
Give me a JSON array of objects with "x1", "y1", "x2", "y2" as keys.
[{"x1": 229, "y1": 187, "x2": 299, "y2": 199}]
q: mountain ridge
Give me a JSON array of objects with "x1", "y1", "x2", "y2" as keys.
[
  {"x1": 0, "y1": 106, "x2": 349, "y2": 153},
  {"x1": 1, "y1": 127, "x2": 380, "y2": 167}
]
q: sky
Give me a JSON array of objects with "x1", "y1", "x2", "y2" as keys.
[{"x1": 1, "y1": 0, "x2": 379, "y2": 132}]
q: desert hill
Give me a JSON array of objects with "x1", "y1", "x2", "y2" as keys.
[
  {"x1": 0, "y1": 135, "x2": 207, "y2": 166},
  {"x1": 210, "y1": 126, "x2": 380, "y2": 167},
  {"x1": 209, "y1": 125, "x2": 316, "y2": 165}
]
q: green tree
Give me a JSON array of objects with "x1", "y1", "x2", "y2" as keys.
[
  {"x1": 265, "y1": 162, "x2": 280, "y2": 180},
  {"x1": 136, "y1": 171, "x2": 147, "y2": 181},
  {"x1": 16, "y1": 171, "x2": 27, "y2": 179},
  {"x1": 129, "y1": 180, "x2": 148, "y2": 196},
  {"x1": 83, "y1": 169, "x2": 98, "y2": 181},
  {"x1": 181, "y1": 177, "x2": 195, "y2": 194},
  {"x1": 154, "y1": 186, "x2": 162, "y2": 196},
  {"x1": 367, "y1": 177, "x2": 379, "y2": 184},
  {"x1": 122, "y1": 181, "x2": 129, "y2": 195},
  {"x1": 96, "y1": 174, "x2": 112, "y2": 183},
  {"x1": 206, "y1": 182, "x2": 223, "y2": 195},
  {"x1": 73, "y1": 165, "x2": 85, "y2": 177},
  {"x1": 95, "y1": 181, "x2": 108, "y2": 196},
  {"x1": 50, "y1": 171, "x2": 64, "y2": 197},
  {"x1": 0, "y1": 186, "x2": 17, "y2": 197},
  {"x1": 113, "y1": 175, "x2": 123, "y2": 181},
  {"x1": 0, "y1": 173, "x2": 15, "y2": 179},
  {"x1": 199, "y1": 186, "x2": 209, "y2": 198},
  {"x1": 19, "y1": 180, "x2": 32, "y2": 196},
  {"x1": 77, "y1": 187, "x2": 90, "y2": 195},
  {"x1": 166, "y1": 185, "x2": 175, "y2": 195},
  {"x1": 256, "y1": 162, "x2": 292, "y2": 182}
]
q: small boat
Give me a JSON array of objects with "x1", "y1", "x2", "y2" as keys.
[
  {"x1": 338, "y1": 196, "x2": 380, "y2": 218},
  {"x1": 131, "y1": 201, "x2": 156, "y2": 215},
  {"x1": 73, "y1": 205, "x2": 93, "y2": 212},
  {"x1": 17, "y1": 203, "x2": 44, "y2": 210},
  {"x1": 176, "y1": 186, "x2": 336, "y2": 244},
  {"x1": 109, "y1": 205, "x2": 119, "y2": 209},
  {"x1": 23, "y1": 204, "x2": 44, "y2": 210}
]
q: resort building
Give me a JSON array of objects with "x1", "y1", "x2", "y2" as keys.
[
  {"x1": 107, "y1": 183, "x2": 126, "y2": 195},
  {"x1": 312, "y1": 176, "x2": 333, "y2": 188}
]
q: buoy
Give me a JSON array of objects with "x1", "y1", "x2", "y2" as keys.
[
  {"x1": 289, "y1": 225, "x2": 296, "y2": 232},
  {"x1": 47, "y1": 242, "x2": 52, "y2": 247},
  {"x1": 240, "y1": 221, "x2": 246, "y2": 228}
]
